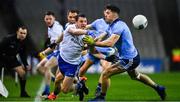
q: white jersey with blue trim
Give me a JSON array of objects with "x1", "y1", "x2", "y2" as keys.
[
  {"x1": 107, "y1": 19, "x2": 138, "y2": 59},
  {"x1": 64, "y1": 22, "x2": 71, "y2": 29},
  {"x1": 48, "y1": 21, "x2": 64, "y2": 44},
  {"x1": 60, "y1": 24, "x2": 84, "y2": 65}
]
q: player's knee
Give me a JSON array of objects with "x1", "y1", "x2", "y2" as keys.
[
  {"x1": 55, "y1": 75, "x2": 63, "y2": 82},
  {"x1": 36, "y1": 64, "x2": 45, "y2": 74},
  {"x1": 102, "y1": 70, "x2": 110, "y2": 79},
  {"x1": 130, "y1": 73, "x2": 141, "y2": 80},
  {"x1": 18, "y1": 72, "x2": 26, "y2": 79},
  {"x1": 61, "y1": 87, "x2": 69, "y2": 94}
]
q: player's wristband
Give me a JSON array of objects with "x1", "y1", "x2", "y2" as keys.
[{"x1": 48, "y1": 43, "x2": 57, "y2": 49}]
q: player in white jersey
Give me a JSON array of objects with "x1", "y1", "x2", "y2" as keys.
[
  {"x1": 65, "y1": 9, "x2": 79, "y2": 29},
  {"x1": 47, "y1": 14, "x2": 89, "y2": 101},
  {"x1": 36, "y1": 11, "x2": 63, "y2": 97},
  {"x1": 84, "y1": 5, "x2": 166, "y2": 101}
]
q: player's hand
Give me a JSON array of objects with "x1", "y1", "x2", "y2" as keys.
[
  {"x1": 38, "y1": 52, "x2": 46, "y2": 60},
  {"x1": 83, "y1": 35, "x2": 95, "y2": 46}
]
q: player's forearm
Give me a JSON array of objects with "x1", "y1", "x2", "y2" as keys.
[
  {"x1": 85, "y1": 24, "x2": 92, "y2": 30},
  {"x1": 69, "y1": 28, "x2": 87, "y2": 35},
  {"x1": 94, "y1": 32, "x2": 107, "y2": 42},
  {"x1": 94, "y1": 40, "x2": 114, "y2": 47},
  {"x1": 43, "y1": 47, "x2": 53, "y2": 55}
]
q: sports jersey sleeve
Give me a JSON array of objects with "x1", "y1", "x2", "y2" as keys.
[
  {"x1": 56, "y1": 25, "x2": 64, "y2": 35},
  {"x1": 90, "y1": 19, "x2": 99, "y2": 30},
  {"x1": 50, "y1": 24, "x2": 64, "y2": 43},
  {"x1": 111, "y1": 22, "x2": 126, "y2": 36},
  {"x1": 66, "y1": 24, "x2": 76, "y2": 34},
  {"x1": 54, "y1": 25, "x2": 63, "y2": 37}
]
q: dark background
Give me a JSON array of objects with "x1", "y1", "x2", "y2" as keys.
[{"x1": 0, "y1": 0, "x2": 179, "y2": 71}]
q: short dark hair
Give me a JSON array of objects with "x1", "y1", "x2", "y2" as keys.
[
  {"x1": 45, "y1": 11, "x2": 55, "y2": 16},
  {"x1": 105, "y1": 4, "x2": 120, "y2": 14},
  {"x1": 17, "y1": 25, "x2": 27, "y2": 31},
  {"x1": 68, "y1": 9, "x2": 79, "y2": 15},
  {"x1": 75, "y1": 14, "x2": 86, "y2": 21}
]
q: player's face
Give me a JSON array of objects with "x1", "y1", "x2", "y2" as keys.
[
  {"x1": 76, "y1": 17, "x2": 87, "y2": 29},
  {"x1": 67, "y1": 12, "x2": 78, "y2": 24},
  {"x1": 44, "y1": 15, "x2": 55, "y2": 27},
  {"x1": 104, "y1": 9, "x2": 115, "y2": 23},
  {"x1": 17, "y1": 28, "x2": 27, "y2": 41}
]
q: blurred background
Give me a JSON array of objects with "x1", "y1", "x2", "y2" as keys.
[{"x1": 0, "y1": 0, "x2": 180, "y2": 73}]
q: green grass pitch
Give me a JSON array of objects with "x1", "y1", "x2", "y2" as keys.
[{"x1": 0, "y1": 72, "x2": 180, "y2": 101}]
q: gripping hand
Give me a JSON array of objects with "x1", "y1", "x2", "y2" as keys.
[
  {"x1": 38, "y1": 52, "x2": 46, "y2": 60},
  {"x1": 82, "y1": 35, "x2": 95, "y2": 46}
]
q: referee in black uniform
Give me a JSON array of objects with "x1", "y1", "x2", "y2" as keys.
[{"x1": 0, "y1": 26, "x2": 30, "y2": 97}]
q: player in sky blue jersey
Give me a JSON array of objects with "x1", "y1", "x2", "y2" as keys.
[
  {"x1": 79, "y1": 17, "x2": 114, "y2": 96},
  {"x1": 83, "y1": 4, "x2": 166, "y2": 101}
]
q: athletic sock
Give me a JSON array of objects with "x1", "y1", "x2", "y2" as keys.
[
  {"x1": 43, "y1": 85, "x2": 50, "y2": 94},
  {"x1": 19, "y1": 77, "x2": 26, "y2": 94}
]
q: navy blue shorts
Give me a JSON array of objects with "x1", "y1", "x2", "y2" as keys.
[
  {"x1": 58, "y1": 55, "x2": 78, "y2": 77},
  {"x1": 46, "y1": 50, "x2": 60, "y2": 60},
  {"x1": 119, "y1": 54, "x2": 140, "y2": 71}
]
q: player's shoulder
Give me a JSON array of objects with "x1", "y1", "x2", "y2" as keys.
[
  {"x1": 66, "y1": 24, "x2": 76, "y2": 29},
  {"x1": 112, "y1": 19, "x2": 127, "y2": 28},
  {"x1": 94, "y1": 18, "x2": 105, "y2": 23},
  {"x1": 64, "y1": 24, "x2": 76, "y2": 33},
  {"x1": 54, "y1": 21, "x2": 63, "y2": 29}
]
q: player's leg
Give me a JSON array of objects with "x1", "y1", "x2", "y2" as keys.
[
  {"x1": 94, "y1": 60, "x2": 111, "y2": 96},
  {"x1": 128, "y1": 69, "x2": 157, "y2": 88},
  {"x1": 61, "y1": 76, "x2": 74, "y2": 93},
  {"x1": 90, "y1": 63, "x2": 125, "y2": 101},
  {"x1": 14, "y1": 65, "x2": 30, "y2": 97},
  {"x1": 79, "y1": 57, "x2": 94, "y2": 77},
  {"x1": 128, "y1": 70, "x2": 166, "y2": 100},
  {"x1": 37, "y1": 51, "x2": 56, "y2": 75},
  {"x1": 42, "y1": 56, "x2": 58, "y2": 96},
  {"x1": 48, "y1": 54, "x2": 84, "y2": 100},
  {"x1": 127, "y1": 54, "x2": 166, "y2": 100},
  {"x1": 36, "y1": 58, "x2": 48, "y2": 74},
  {"x1": 48, "y1": 72, "x2": 64, "y2": 100}
]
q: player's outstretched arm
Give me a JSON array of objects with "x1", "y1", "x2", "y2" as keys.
[
  {"x1": 84, "y1": 34, "x2": 120, "y2": 47},
  {"x1": 94, "y1": 32, "x2": 107, "y2": 42},
  {"x1": 68, "y1": 27, "x2": 87, "y2": 35}
]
